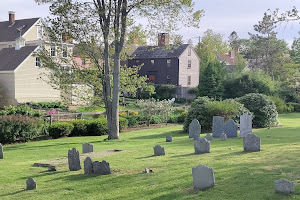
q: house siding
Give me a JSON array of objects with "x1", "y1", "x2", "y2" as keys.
[{"x1": 0, "y1": 72, "x2": 15, "y2": 101}]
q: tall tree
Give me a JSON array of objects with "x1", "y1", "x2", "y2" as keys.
[
  {"x1": 35, "y1": 0, "x2": 203, "y2": 139},
  {"x1": 291, "y1": 37, "x2": 300, "y2": 64}
]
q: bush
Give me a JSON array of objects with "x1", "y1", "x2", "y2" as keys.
[
  {"x1": 168, "y1": 109, "x2": 188, "y2": 123},
  {"x1": 86, "y1": 118, "x2": 108, "y2": 136},
  {"x1": 0, "y1": 115, "x2": 45, "y2": 143},
  {"x1": 269, "y1": 96, "x2": 294, "y2": 113},
  {"x1": 0, "y1": 105, "x2": 42, "y2": 117},
  {"x1": 154, "y1": 84, "x2": 176, "y2": 100},
  {"x1": 119, "y1": 117, "x2": 128, "y2": 130},
  {"x1": 237, "y1": 93, "x2": 278, "y2": 128},
  {"x1": 49, "y1": 122, "x2": 74, "y2": 139},
  {"x1": 70, "y1": 120, "x2": 88, "y2": 136},
  {"x1": 150, "y1": 115, "x2": 164, "y2": 124},
  {"x1": 29, "y1": 101, "x2": 68, "y2": 110},
  {"x1": 287, "y1": 102, "x2": 300, "y2": 112}
]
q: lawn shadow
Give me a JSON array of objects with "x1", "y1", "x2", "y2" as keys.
[
  {"x1": 130, "y1": 130, "x2": 186, "y2": 140},
  {"x1": 4, "y1": 142, "x2": 81, "y2": 151},
  {"x1": 0, "y1": 189, "x2": 26, "y2": 198},
  {"x1": 170, "y1": 153, "x2": 195, "y2": 158},
  {"x1": 136, "y1": 155, "x2": 156, "y2": 159}
]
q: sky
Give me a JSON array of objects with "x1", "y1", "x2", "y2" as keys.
[{"x1": 0, "y1": 0, "x2": 300, "y2": 46}]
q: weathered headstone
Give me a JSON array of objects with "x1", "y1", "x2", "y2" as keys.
[
  {"x1": 189, "y1": 119, "x2": 201, "y2": 138},
  {"x1": 274, "y1": 179, "x2": 294, "y2": 194},
  {"x1": 205, "y1": 134, "x2": 213, "y2": 141},
  {"x1": 93, "y1": 160, "x2": 111, "y2": 175},
  {"x1": 243, "y1": 134, "x2": 260, "y2": 152},
  {"x1": 153, "y1": 145, "x2": 165, "y2": 156},
  {"x1": 223, "y1": 119, "x2": 238, "y2": 138},
  {"x1": 26, "y1": 177, "x2": 36, "y2": 190},
  {"x1": 166, "y1": 135, "x2": 172, "y2": 142},
  {"x1": 220, "y1": 133, "x2": 227, "y2": 141},
  {"x1": 193, "y1": 134, "x2": 199, "y2": 141},
  {"x1": 68, "y1": 148, "x2": 81, "y2": 171},
  {"x1": 0, "y1": 143, "x2": 3, "y2": 159},
  {"x1": 240, "y1": 113, "x2": 252, "y2": 137},
  {"x1": 84, "y1": 157, "x2": 93, "y2": 175},
  {"x1": 192, "y1": 165, "x2": 215, "y2": 190},
  {"x1": 82, "y1": 143, "x2": 94, "y2": 153},
  {"x1": 194, "y1": 138, "x2": 210, "y2": 154},
  {"x1": 212, "y1": 116, "x2": 224, "y2": 137}
]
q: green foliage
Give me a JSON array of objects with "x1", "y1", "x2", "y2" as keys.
[
  {"x1": 119, "y1": 117, "x2": 128, "y2": 130},
  {"x1": 154, "y1": 84, "x2": 176, "y2": 100},
  {"x1": 30, "y1": 101, "x2": 68, "y2": 110},
  {"x1": 237, "y1": 93, "x2": 278, "y2": 128},
  {"x1": 49, "y1": 122, "x2": 74, "y2": 139},
  {"x1": 70, "y1": 120, "x2": 88, "y2": 136},
  {"x1": 287, "y1": 102, "x2": 300, "y2": 112},
  {"x1": 187, "y1": 87, "x2": 198, "y2": 95},
  {"x1": 136, "y1": 83, "x2": 156, "y2": 99},
  {"x1": 150, "y1": 115, "x2": 164, "y2": 124},
  {"x1": 0, "y1": 105, "x2": 42, "y2": 117},
  {"x1": 291, "y1": 37, "x2": 300, "y2": 64},
  {"x1": 269, "y1": 96, "x2": 294, "y2": 113}
]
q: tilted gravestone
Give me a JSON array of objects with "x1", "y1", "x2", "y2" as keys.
[
  {"x1": 92, "y1": 160, "x2": 111, "y2": 175},
  {"x1": 194, "y1": 138, "x2": 210, "y2": 154},
  {"x1": 154, "y1": 145, "x2": 165, "y2": 156},
  {"x1": 220, "y1": 133, "x2": 227, "y2": 141},
  {"x1": 82, "y1": 143, "x2": 94, "y2": 153},
  {"x1": 26, "y1": 177, "x2": 37, "y2": 190},
  {"x1": 274, "y1": 179, "x2": 294, "y2": 194},
  {"x1": 243, "y1": 134, "x2": 260, "y2": 152},
  {"x1": 223, "y1": 119, "x2": 238, "y2": 138},
  {"x1": 240, "y1": 113, "x2": 252, "y2": 137},
  {"x1": 189, "y1": 119, "x2": 201, "y2": 138},
  {"x1": 68, "y1": 148, "x2": 81, "y2": 171},
  {"x1": 166, "y1": 135, "x2": 172, "y2": 142},
  {"x1": 192, "y1": 165, "x2": 215, "y2": 190},
  {"x1": 212, "y1": 116, "x2": 224, "y2": 138},
  {"x1": 0, "y1": 143, "x2": 3, "y2": 159},
  {"x1": 84, "y1": 157, "x2": 94, "y2": 175},
  {"x1": 205, "y1": 134, "x2": 213, "y2": 141}
]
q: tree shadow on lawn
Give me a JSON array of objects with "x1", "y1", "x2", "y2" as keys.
[
  {"x1": 18, "y1": 170, "x2": 69, "y2": 180},
  {"x1": 130, "y1": 130, "x2": 186, "y2": 140},
  {"x1": 0, "y1": 189, "x2": 26, "y2": 198}
]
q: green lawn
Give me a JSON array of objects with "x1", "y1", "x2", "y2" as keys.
[{"x1": 0, "y1": 113, "x2": 300, "y2": 199}]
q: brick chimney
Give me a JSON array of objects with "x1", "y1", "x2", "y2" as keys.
[
  {"x1": 229, "y1": 51, "x2": 235, "y2": 58},
  {"x1": 158, "y1": 33, "x2": 169, "y2": 47},
  {"x1": 9, "y1": 11, "x2": 15, "y2": 26}
]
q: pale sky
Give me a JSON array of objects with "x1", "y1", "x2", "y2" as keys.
[{"x1": 0, "y1": 0, "x2": 299, "y2": 45}]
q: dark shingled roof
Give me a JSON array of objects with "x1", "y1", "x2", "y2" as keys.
[
  {"x1": 0, "y1": 18, "x2": 40, "y2": 42},
  {"x1": 132, "y1": 44, "x2": 189, "y2": 59},
  {"x1": 0, "y1": 46, "x2": 38, "y2": 71}
]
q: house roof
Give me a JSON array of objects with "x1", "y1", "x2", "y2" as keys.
[
  {"x1": 132, "y1": 44, "x2": 190, "y2": 59},
  {"x1": 217, "y1": 52, "x2": 238, "y2": 66},
  {"x1": 0, "y1": 46, "x2": 38, "y2": 72},
  {"x1": 0, "y1": 18, "x2": 40, "y2": 42}
]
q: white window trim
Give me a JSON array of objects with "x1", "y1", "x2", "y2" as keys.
[
  {"x1": 35, "y1": 57, "x2": 40, "y2": 68},
  {"x1": 50, "y1": 45, "x2": 56, "y2": 57}
]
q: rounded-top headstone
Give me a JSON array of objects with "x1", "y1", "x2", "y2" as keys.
[
  {"x1": 274, "y1": 178, "x2": 294, "y2": 194},
  {"x1": 243, "y1": 134, "x2": 260, "y2": 152},
  {"x1": 223, "y1": 119, "x2": 238, "y2": 138},
  {"x1": 189, "y1": 119, "x2": 201, "y2": 138},
  {"x1": 84, "y1": 157, "x2": 93, "y2": 175},
  {"x1": 26, "y1": 177, "x2": 36, "y2": 190},
  {"x1": 154, "y1": 145, "x2": 165, "y2": 156},
  {"x1": 192, "y1": 165, "x2": 215, "y2": 190},
  {"x1": 212, "y1": 116, "x2": 224, "y2": 137},
  {"x1": 166, "y1": 135, "x2": 172, "y2": 142},
  {"x1": 194, "y1": 138, "x2": 210, "y2": 154}
]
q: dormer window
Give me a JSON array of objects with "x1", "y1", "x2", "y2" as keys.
[
  {"x1": 35, "y1": 57, "x2": 40, "y2": 68},
  {"x1": 50, "y1": 45, "x2": 56, "y2": 56}
]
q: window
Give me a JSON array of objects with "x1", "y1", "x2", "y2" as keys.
[
  {"x1": 188, "y1": 47, "x2": 191, "y2": 56},
  {"x1": 188, "y1": 60, "x2": 191, "y2": 69},
  {"x1": 167, "y1": 75, "x2": 170, "y2": 79},
  {"x1": 82, "y1": 59, "x2": 86, "y2": 66},
  {"x1": 37, "y1": 25, "x2": 43, "y2": 39},
  {"x1": 8, "y1": 44, "x2": 13, "y2": 48},
  {"x1": 136, "y1": 60, "x2": 139, "y2": 64},
  {"x1": 63, "y1": 45, "x2": 68, "y2": 57},
  {"x1": 187, "y1": 75, "x2": 191, "y2": 86},
  {"x1": 50, "y1": 45, "x2": 56, "y2": 56},
  {"x1": 35, "y1": 57, "x2": 40, "y2": 68},
  {"x1": 151, "y1": 59, "x2": 155, "y2": 66},
  {"x1": 149, "y1": 75, "x2": 155, "y2": 83},
  {"x1": 167, "y1": 59, "x2": 171, "y2": 67}
]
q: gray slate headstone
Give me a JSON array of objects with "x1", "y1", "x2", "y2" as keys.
[
  {"x1": 0, "y1": 143, "x2": 3, "y2": 159},
  {"x1": 205, "y1": 134, "x2": 213, "y2": 141},
  {"x1": 26, "y1": 177, "x2": 36, "y2": 190},
  {"x1": 68, "y1": 148, "x2": 81, "y2": 171},
  {"x1": 154, "y1": 145, "x2": 165, "y2": 156},
  {"x1": 193, "y1": 134, "x2": 199, "y2": 141},
  {"x1": 194, "y1": 138, "x2": 210, "y2": 154},
  {"x1": 82, "y1": 143, "x2": 94, "y2": 153},
  {"x1": 240, "y1": 113, "x2": 252, "y2": 137},
  {"x1": 212, "y1": 116, "x2": 224, "y2": 137},
  {"x1": 166, "y1": 135, "x2": 172, "y2": 142},
  {"x1": 243, "y1": 134, "x2": 260, "y2": 152},
  {"x1": 274, "y1": 179, "x2": 294, "y2": 194},
  {"x1": 93, "y1": 160, "x2": 111, "y2": 175},
  {"x1": 223, "y1": 119, "x2": 238, "y2": 138},
  {"x1": 189, "y1": 119, "x2": 201, "y2": 138},
  {"x1": 192, "y1": 165, "x2": 215, "y2": 190},
  {"x1": 84, "y1": 157, "x2": 93, "y2": 175},
  {"x1": 220, "y1": 133, "x2": 227, "y2": 141}
]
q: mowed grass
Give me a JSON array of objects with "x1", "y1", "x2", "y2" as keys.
[{"x1": 0, "y1": 113, "x2": 300, "y2": 200}]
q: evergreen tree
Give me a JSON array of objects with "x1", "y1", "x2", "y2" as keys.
[{"x1": 291, "y1": 37, "x2": 300, "y2": 64}]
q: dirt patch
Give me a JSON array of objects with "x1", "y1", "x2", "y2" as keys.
[{"x1": 34, "y1": 149, "x2": 128, "y2": 167}]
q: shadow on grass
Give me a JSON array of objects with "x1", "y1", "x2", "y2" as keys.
[
  {"x1": 170, "y1": 153, "x2": 195, "y2": 158},
  {"x1": 130, "y1": 130, "x2": 186, "y2": 140},
  {"x1": 0, "y1": 189, "x2": 26, "y2": 198},
  {"x1": 4, "y1": 142, "x2": 81, "y2": 151},
  {"x1": 137, "y1": 155, "x2": 155, "y2": 159}
]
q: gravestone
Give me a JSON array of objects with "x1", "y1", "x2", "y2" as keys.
[
  {"x1": 0, "y1": 143, "x2": 3, "y2": 159},
  {"x1": 189, "y1": 119, "x2": 201, "y2": 138},
  {"x1": 93, "y1": 160, "x2": 111, "y2": 175},
  {"x1": 205, "y1": 134, "x2": 213, "y2": 141},
  {"x1": 192, "y1": 165, "x2": 215, "y2": 190},
  {"x1": 240, "y1": 113, "x2": 252, "y2": 137},
  {"x1": 154, "y1": 145, "x2": 165, "y2": 156},
  {"x1": 243, "y1": 134, "x2": 260, "y2": 152},
  {"x1": 26, "y1": 177, "x2": 36, "y2": 190},
  {"x1": 212, "y1": 116, "x2": 224, "y2": 137},
  {"x1": 274, "y1": 179, "x2": 294, "y2": 194},
  {"x1": 145, "y1": 168, "x2": 153, "y2": 173},
  {"x1": 84, "y1": 157, "x2": 93, "y2": 175},
  {"x1": 68, "y1": 148, "x2": 81, "y2": 171},
  {"x1": 194, "y1": 138, "x2": 210, "y2": 154},
  {"x1": 82, "y1": 143, "x2": 94, "y2": 153},
  {"x1": 223, "y1": 119, "x2": 238, "y2": 138},
  {"x1": 220, "y1": 133, "x2": 227, "y2": 141},
  {"x1": 193, "y1": 134, "x2": 199, "y2": 141},
  {"x1": 166, "y1": 135, "x2": 172, "y2": 142}
]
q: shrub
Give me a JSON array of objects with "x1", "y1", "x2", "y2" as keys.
[
  {"x1": 70, "y1": 120, "x2": 88, "y2": 136},
  {"x1": 0, "y1": 115, "x2": 45, "y2": 143},
  {"x1": 287, "y1": 102, "x2": 300, "y2": 112},
  {"x1": 154, "y1": 84, "x2": 176, "y2": 100},
  {"x1": 269, "y1": 96, "x2": 294, "y2": 113},
  {"x1": 150, "y1": 115, "x2": 164, "y2": 124},
  {"x1": 29, "y1": 101, "x2": 68, "y2": 110},
  {"x1": 0, "y1": 105, "x2": 42, "y2": 117},
  {"x1": 119, "y1": 117, "x2": 128, "y2": 130},
  {"x1": 49, "y1": 122, "x2": 74, "y2": 139},
  {"x1": 168, "y1": 109, "x2": 188, "y2": 123},
  {"x1": 86, "y1": 118, "x2": 108, "y2": 136},
  {"x1": 237, "y1": 93, "x2": 278, "y2": 128}
]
